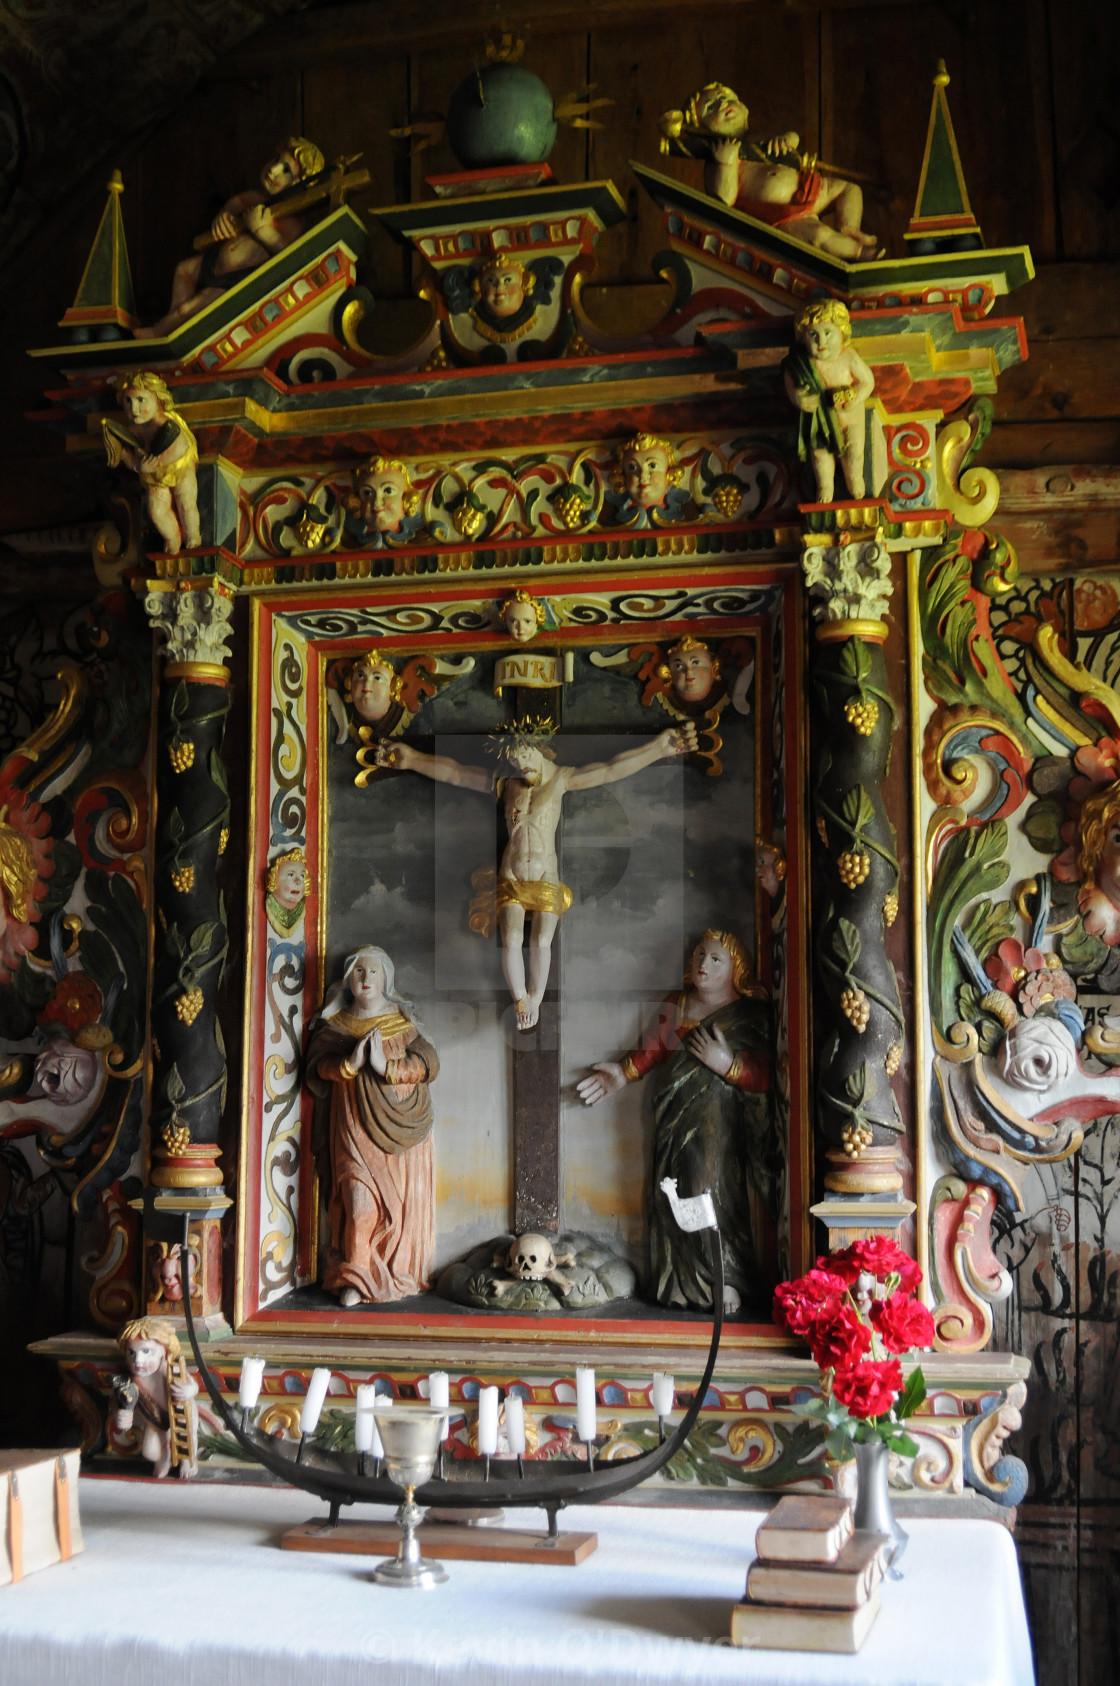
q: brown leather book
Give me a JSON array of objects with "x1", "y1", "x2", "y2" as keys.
[
  {"x1": 731, "y1": 1589, "x2": 881, "y2": 1654},
  {"x1": 753, "y1": 1494, "x2": 853, "y2": 1563},
  {"x1": 746, "y1": 1530, "x2": 888, "y2": 1608}
]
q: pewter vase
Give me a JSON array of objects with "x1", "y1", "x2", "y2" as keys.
[{"x1": 852, "y1": 1436, "x2": 908, "y2": 1573}]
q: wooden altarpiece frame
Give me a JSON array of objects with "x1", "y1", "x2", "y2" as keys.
[{"x1": 235, "y1": 559, "x2": 813, "y2": 1350}]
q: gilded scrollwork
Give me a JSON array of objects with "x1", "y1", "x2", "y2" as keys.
[
  {"x1": 239, "y1": 434, "x2": 793, "y2": 560},
  {"x1": 258, "y1": 625, "x2": 309, "y2": 1304}
]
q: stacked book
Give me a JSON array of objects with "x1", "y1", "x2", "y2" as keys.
[{"x1": 730, "y1": 1495, "x2": 888, "y2": 1654}]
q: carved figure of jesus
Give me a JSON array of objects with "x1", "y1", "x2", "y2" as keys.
[{"x1": 376, "y1": 719, "x2": 697, "y2": 1029}]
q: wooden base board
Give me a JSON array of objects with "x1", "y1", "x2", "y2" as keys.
[{"x1": 281, "y1": 1518, "x2": 598, "y2": 1564}]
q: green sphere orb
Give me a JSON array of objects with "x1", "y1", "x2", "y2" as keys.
[{"x1": 445, "y1": 63, "x2": 557, "y2": 169}]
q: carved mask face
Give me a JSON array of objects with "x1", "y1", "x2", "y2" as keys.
[
  {"x1": 480, "y1": 264, "x2": 526, "y2": 318},
  {"x1": 669, "y1": 647, "x2": 715, "y2": 702},
  {"x1": 690, "y1": 937, "x2": 734, "y2": 995},
  {"x1": 158, "y1": 1255, "x2": 183, "y2": 1300},
  {"x1": 802, "y1": 321, "x2": 845, "y2": 360},
  {"x1": 509, "y1": 1234, "x2": 555, "y2": 1280},
  {"x1": 35, "y1": 1039, "x2": 101, "y2": 1105},
  {"x1": 350, "y1": 663, "x2": 395, "y2": 723},
  {"x1": 274, "y1": 861, "x2": 307, "y2": 910},
  {"x1": 124, "y1": 1338, "x2": 165, "y2": 1379},
  {"x1": 260, "y1": 150, "x2": 298, "y2": 195},
  {"x1": 696, "y1": 88, "x2": 749, "y2": 137},
  {"x1": 121, "y1": 388, "x2": 160, "y2": 427},
  {"x1": 502, "y1": 601, "x2": 539, "y2": 644},
  {"x1": 358, "y1": 472, "x2": 407, "y2": 533},
  {"x1": 348, "y1": 955, "x2": 387, "y2": 1014},
  {"x1": 622, "y1": 447, "x2": 670, "y2": 509}
]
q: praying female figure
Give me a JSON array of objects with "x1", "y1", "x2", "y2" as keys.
[
  {"x1": 305, "y1": 946, "x2": 438, "y2": 1306},
  {"x1": 577, "y1": 929, "x2": 775, "y2": 1315}
]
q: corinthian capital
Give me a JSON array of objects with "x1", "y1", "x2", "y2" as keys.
[
  {"x1": 144, "y1": 583, "x2": 234, "y2": 669},
  {"x1": 801, "y1": 533, "x2": 893, "y2": 627}
]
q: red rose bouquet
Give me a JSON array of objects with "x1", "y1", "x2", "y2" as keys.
[{"x1": 773, "y1": 1236, "x2": 933, "y2": 1458}]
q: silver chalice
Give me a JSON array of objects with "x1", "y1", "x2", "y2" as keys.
[{"x1": 371, "y1": 1407, "x2": 449, "y2": 1588}]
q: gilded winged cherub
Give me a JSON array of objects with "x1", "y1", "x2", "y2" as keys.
[
  {"x1": 138, "y1": 136, "x2": 326, "y2": 339},
  {"x1": 660, "y1": 83, "x2": 877, "y2": 260},
  {"x1": 375, "y1": 716, "x2": 697, "y2": 1029},
  {"x1": 782, "y1": 299, "x2": 875, "y2": 502}
]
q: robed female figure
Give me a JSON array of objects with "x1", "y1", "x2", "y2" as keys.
[
  {"x1": 578, "y1": 929, "x2": 776, "y2": 1315},
  {"x1": 305, "y1": 946, "x2": 438, "y2": 1306}
]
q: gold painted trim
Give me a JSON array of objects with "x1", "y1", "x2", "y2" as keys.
[
  {"x1": 164, "y1": 661, "x2": 230, "y2": 683},
  {"x1": 907, "y1": 549, "x2": 932, "y2": 1299},
  {"x1": 815, "y1": 618, "x2": 889, "y2": 644}
]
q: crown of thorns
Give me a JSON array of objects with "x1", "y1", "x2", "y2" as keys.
[{"x1": 486, "y1": 715, "x2": 557, "y2": 758}]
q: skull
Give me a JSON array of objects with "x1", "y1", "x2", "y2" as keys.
[{"x1": 508, "y1": 1234, "x2": 556, "y2": 1280}]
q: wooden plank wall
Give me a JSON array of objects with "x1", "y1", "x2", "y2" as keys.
[{"x1": 0, "y1": 3, "x2": 1118, "y2": 1678}]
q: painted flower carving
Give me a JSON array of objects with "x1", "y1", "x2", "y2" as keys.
[
  {"x1": 996, "y1": 1017, "x2": 1079, "y2": 1092},
  {"x1": 0, "y1": 784, "x2": 54, "y2": 983},
  {"x1": 40, "y1": 972, "x2": 104, "y2": 1037}
]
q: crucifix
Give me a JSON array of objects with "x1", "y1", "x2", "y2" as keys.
[{"x1": 375, "y1": 685, "x2": 696, "y2": 1233}]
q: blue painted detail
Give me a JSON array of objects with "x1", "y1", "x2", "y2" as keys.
[
  {"x1": 460, "y1": 1378, "x2": 480, "y2": 1400},
  {"x1": 458, "y1": 232, "x2": 477, "y2": 253},
  {"x1": 200, "y1": 349, "x2": 220, "y2": 369},
  {"x1": 667, "y1": 214, "x2": 682, "y2": 235},
  {"x1": 283, "y1": 1374, "x2": 304, "y2": 1393},
  {"x1": 703, "y1": 1387, "x2": 721, "y2": 1408},
  {"x1": 262, "y1": 301, "x2": 283, "y2": 323},
  {"x1": 963, "y1": 1413, "x2": 1029, "y2": 1507},
  {"x1": 735, "y1": 250, "x2": 752, "y2": 269},
  {"x1": 530, "y1": 223, "x2": 547, "y2": 242},
  {"x1": 324, "y1": 253, "x2": 340, "y2": 273},
  {"x1": 602, "y1": 1384, "x2": 628, "y2": 1405},
  {"x1": 790, "y1": 1386, "x2": 821, "y2": 1406}
]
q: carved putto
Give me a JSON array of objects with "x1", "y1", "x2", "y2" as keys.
[
  {"x1": 102, "y1": 372, "x2": 200, "y2": 554},
  {"x1": 659, "y1": 82, "x2": 877, "y2": 258},
  {"x1": 783, "y1": 300, "x2": 875, "y2": 504}
]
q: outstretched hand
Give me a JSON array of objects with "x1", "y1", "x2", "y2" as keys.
[
  {"x1": 577, "y1": 1061, "x2": 627, "y2": 1106},
  {"x1": 687, "y1": 1023, "x2": 734, "y2": 1076},
  {"x1": 710, "y1": 137, "x2": 741, "y2": 165},
  {"x1": 764, "y1": 130, "x2": 800, "y2": 158}
]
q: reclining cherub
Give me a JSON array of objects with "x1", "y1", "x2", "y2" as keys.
[
  {"x1": 660, "y1": 83, "x2": 877, "y2": 260},
  {"x1": 138, "y1": 135, "x2": 325, "y2": 339}
]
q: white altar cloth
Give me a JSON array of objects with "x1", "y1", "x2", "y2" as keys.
[{"x1": 0, "y1": 1476, "x2": 1033, "y2": 1686}]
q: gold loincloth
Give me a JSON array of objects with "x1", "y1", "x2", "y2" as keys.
[{"x1": 468, "y1": 867, "x2": 573, "y2": 937}]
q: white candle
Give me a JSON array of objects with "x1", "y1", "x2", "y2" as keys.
[
  {"x1": 505, "y1": 1394, "x2": 526, "y2": 1455},
  {"x1": 371, "y1": 1394, "x2": 393, "y2": 1459},
  {"x1": 651, "y1": 1372, "x2": 674, "y2": 1417},
  {"x1": 428, "y1": 1371, "x2": 450, "y2": 1411},
  {"x1": 299, "y1": 1367, "x2": 331, "y2": 1435},
  {"x1": 575, "y1": 1367, "x2": 597, "y2": 1443},
  {"x1": 477, "y1": 1385, "x2": 499, "y2": 1456},
  {"x1": 354, "y1": 1383, "x2": 377, "y2": 1454},
  {"x1": 237, "y1": 1356, "x2": 266, "y2": 1410}
]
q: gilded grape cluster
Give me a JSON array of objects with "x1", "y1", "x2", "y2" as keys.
[
  {"x1": 218, "y1": 827, "x2": 230, "y2": 856},
  {"x1": 885, "y1": 1040, "x2": 903, "y2": 1076},
  {"x1": 161, "y1": 1122, "x2": 191, "y2": 1156},
  {"x1": 883, "y1": 889, "x2": 899, "y2": 927},
  {"x1": 175, "y1": 985, "x2": 204, "y2": 1026},
  {"x1": 553, "y1": 489, "x2": 587, "y2": 530},
  {"x1": 840, "y1": 986, "x2": 871, "y2": 1032},
  {"x1": 170, "y1": 864, "x2": 195, "y2": 893},
  {"x1": 168, "y1": 739, "x2": 195, "y2": 773},
  {"x1": 844, "y1": 696, "x2": 880, "y2": 736},
  {"x1": 711, "y1": 482, "x2": 743, "y2": 519},
  {"x1": 840, "y1": 1121, "x2": 874, "y2": 1159},
  {"x1": 837, "y1": 850, "x2": 871, "y2": 888}
]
